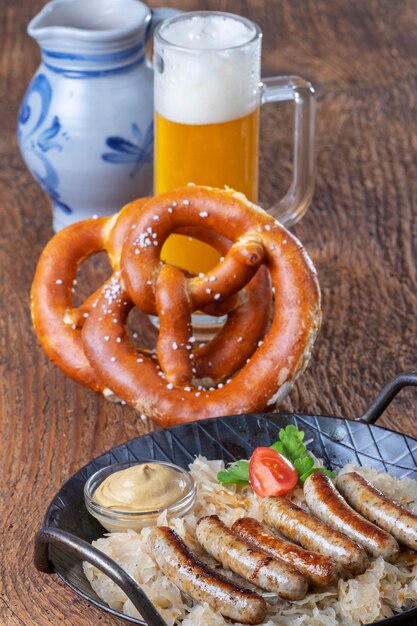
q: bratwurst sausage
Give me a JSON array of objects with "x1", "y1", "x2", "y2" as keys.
[
  {"x1": 337, "y1": 471, "x2": 417, "y2": 551},
  {"x1": 260, "y1": 497, "x2": 369, "y2": 575},
  {"x1": 147, "y1": 526, "x2": 267, "y2": 624},
  {"x1": 304, "y1": 472, "x2": 399, "y2": 561},
  {"x1": 196, "y1": 515, "x2": 308, "y2": 600},
  {"x1": 232, "y1": 517, "x2": 338, "y2": 587}
]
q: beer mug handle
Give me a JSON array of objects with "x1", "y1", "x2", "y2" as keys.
[{"x1": 260, "y1": 76, "x2": 316, "y2": 227}]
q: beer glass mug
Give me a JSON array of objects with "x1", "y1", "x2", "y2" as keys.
[{"x1": 154, "y1": 11, "x2": 315, "y2": 275}]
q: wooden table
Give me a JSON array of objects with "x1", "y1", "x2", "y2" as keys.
[{"x1": 1, "y1": 0, "x2": 416, "y2": 624}]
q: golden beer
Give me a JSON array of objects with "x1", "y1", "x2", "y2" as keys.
[
  {"x1": 154, "y1": 13, "x2": 262, "y2": 274},
  {"x1": 154, "y1": 12, "x2": 316, "y2": 279},
  {"x1": 155, "y1": 109, "x2": 260, "y2": 273}
]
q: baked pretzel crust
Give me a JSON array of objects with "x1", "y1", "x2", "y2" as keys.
[
  {"x1": 79, "y1": 186, "x2": 321, "y2": 424},
  {"x1": 31, "y1": 189, "x2": 274, "y2": 412}
]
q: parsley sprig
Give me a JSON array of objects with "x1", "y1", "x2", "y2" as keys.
[
  {"x1": 217, "y1": 424, "x2": 334, "y2": 487},
  {"x1": 270, "y1": 425, "x2": 334, "y2": 483},
  {"x1": 217, "y1": 460, "x2": 249, "y2": 486}
]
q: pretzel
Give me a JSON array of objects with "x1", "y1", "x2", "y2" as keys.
[
  {"x1": 30, "y1": 198, "x2": 148, "y2": 394},
  {"x1": 82, "y1": 186, "x2": 321, "y2": 425},
  {"x1": 31, "y1": 194, "x2": 270, "y2": 395}
]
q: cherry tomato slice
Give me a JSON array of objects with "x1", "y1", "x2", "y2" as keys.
[{"x1": 249, "y1": 447, "x2": 298, "y2": 497}]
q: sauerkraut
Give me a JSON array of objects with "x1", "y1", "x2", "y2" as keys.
[{"x1": 83, "y1": 458, "x2": 417, "y2": 626}]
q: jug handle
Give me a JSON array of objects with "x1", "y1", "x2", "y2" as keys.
[{"x1": 146, "y1": 8, "x2": 183, "y2": 42}]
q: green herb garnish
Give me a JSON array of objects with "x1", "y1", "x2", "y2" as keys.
[
  {"x1": 217, "y1": 460, "x2": 249, "y2": 485},
  {"x1": 217, "y1": 424, "x2": 334, "y2": 487},
  {"x1": 270, "y1": 424, "x2": 335, "y2": 484}
]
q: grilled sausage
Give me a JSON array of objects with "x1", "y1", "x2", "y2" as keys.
[
  {"x1": 337, "y1": 471, "x2": 417, "y2": 552},
  {"x1": 147, "y1": 526, "x2": 267, "y2": 624},
  {"x1": 232, "y1": 517, "x2": 338, "y2": 587},
  {"x1": 196, "y1": 515, "x2": 308, "y2": 600},
  {"x1": 260, "y1": 497, "x2": 369, "y2": 575},
  {"x1": 304, "y1": 472, "x2": 399, "y2": 562}
]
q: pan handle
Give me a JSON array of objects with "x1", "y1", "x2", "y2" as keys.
[
  {"x1": 34, "y1": 527, "x2": 168, "y2": 626},
  {"x1": 358, "y1": 371, "x2": 417, "y2": 424}
]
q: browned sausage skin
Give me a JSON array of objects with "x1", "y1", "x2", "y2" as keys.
[
  {"x1": 147, "y1": 526, "x2": 267, "y2": 624},
  {"x1": 260, "y1": 497, "x2": 370, "y2": 576},
  {"x1": 232, "y1": 517, "x2": 338, "y2": 587},
  {"x1": 304, "y1": 472, "x2": 399, "y2": 562},
  {"x1": 336, "y1": 471, "x2": 417, "y2": 551},
  {"x1": 196, "y1": 515, "x2": 308, "y2": 600}
]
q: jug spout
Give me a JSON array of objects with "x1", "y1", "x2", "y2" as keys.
[{"x1": 28, "y1": 0, "x2": 151, "y2": 54}]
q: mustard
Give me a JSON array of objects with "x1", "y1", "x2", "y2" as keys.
[{"x1": 93, "y1": 463, "x2": 187, "y2": 512}]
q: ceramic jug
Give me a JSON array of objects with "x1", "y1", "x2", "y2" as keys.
[{"x1": 18, "y1": 0, "x2": 179, "y2": 231}]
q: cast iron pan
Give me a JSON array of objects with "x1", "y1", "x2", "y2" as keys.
[{"x1": 35, "y1": 371, "x2": 417, "y2": 626}]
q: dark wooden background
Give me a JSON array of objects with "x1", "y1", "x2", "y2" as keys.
[{"x1": 1, "y1": 0, "x2": 417, "y2": 624}]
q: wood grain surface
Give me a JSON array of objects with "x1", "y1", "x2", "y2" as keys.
[{"x1": 1, "y1": 0, "x2": 417, "y2": 624}]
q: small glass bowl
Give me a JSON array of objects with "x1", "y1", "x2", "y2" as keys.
[{"x1": 84, "y1": 460, "x2": 196, "y2": 532}]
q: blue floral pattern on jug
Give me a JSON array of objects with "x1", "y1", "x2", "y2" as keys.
[
  {"x1": 17, "y1": 73, "x2": 72, "y2": 214},
  {"x1": 102, "y1": 121, "x2": 153, "y2": 179}
]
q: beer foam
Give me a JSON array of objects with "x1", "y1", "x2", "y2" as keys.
[
  {"x1": 162, "y1": 14, "x2": 253, "y2": 50},
  {"x1": 155, "y1": 14, "x2": 261, "y2": 125}
]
